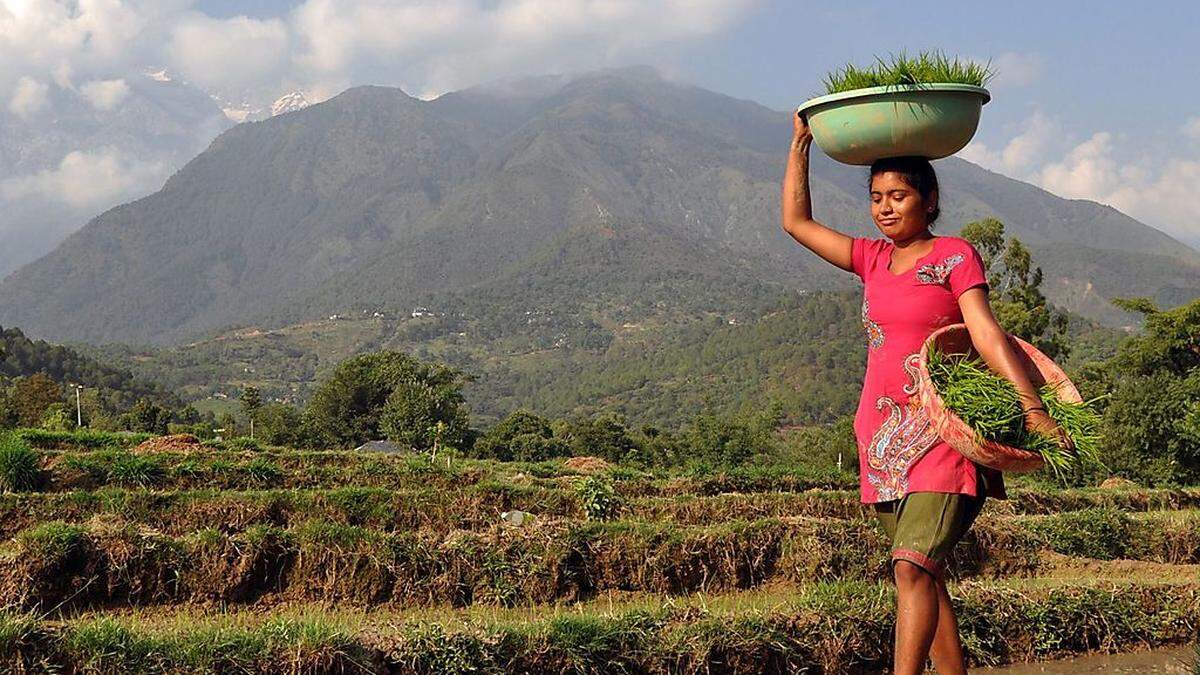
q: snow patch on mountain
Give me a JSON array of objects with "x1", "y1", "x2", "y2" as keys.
[{"x1": 271, "y1": 92, "x2": 310, "y2": 117}]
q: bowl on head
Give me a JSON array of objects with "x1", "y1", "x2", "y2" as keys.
[
  {"x1": 916, "y1": 323, "x2": 1081, "y2": 473},
  {"x1": 796, "y1": 84, "x2": 990, "y2": 166}
]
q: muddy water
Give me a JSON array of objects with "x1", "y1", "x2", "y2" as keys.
[{"x1": 976, "y1": 646, "x2": 1194, "y2": 673}]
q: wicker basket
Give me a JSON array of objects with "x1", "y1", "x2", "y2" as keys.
[{"x1": 916, "y1": 323, "x2": 1082, "y2": 473}]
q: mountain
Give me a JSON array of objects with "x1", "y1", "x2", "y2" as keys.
[
  {"x1": 1, "y1": 66, "x2": 1197, "y2": 346},
  {"x1": 0, "y1": 70, "x2": 231, "y2": 277}
]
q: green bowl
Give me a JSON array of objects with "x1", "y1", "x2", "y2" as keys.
[{"x1": 796, "y1": 83, "x2": 990, "y2": 165}]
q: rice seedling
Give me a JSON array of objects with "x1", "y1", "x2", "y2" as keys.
[
  {"x1": 926, "y1": 346, "x2": 1104, "y2": 478},
  {"x1": 0, "y1": 434, "x2": 41, "y2": 492},
  {"x1": 822, "y1": 50, "x2": 995, "y2": 95}
]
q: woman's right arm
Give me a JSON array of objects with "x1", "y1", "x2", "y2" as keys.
[{"x1": 781, "y1": 111, "x2": 855, "y2": 273}]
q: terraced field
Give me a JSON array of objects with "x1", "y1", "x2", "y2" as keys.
[{"x1": 2, "y1": 443, "x2": 1199, "y2": 673}]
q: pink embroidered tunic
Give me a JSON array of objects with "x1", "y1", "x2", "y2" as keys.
[{"x1": 851, "y1": 235, "x2": 1006, "y2": 504}]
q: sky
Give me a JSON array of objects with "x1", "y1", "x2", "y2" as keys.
[{"x1": 3, "y1": 0, "x2": 1200, "y2": 247}]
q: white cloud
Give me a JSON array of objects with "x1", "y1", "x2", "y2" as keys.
[
  {"x1": 8, "y1": 76, "x2": 49, "y2": 118},
  {"x1": 1184, "y1": 116, "x2": 1200, "y2": 143},
  {"x1": 990, "y1": 52, "x2": 1042, "y2": 88},
  {"x1": 964, "y1": 111, "x2": 1200, "y2": 244},
  {"x1": 960, "y1": 110, "x2": 1058, "y2": 176},
  {"x1": 287, "y1": 0, "x2": 760, "y2": 99},
  {"x1": 79, "y1": 77, "x2": 129, "y2": 110},
  {"x1": 1, "y1": 146, "x2": 166, "y2": 210},
  {"x1": 167, "y1": 13, "x2": 290, "y2": 92}
]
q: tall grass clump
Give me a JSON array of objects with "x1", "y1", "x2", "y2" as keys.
[
  {"x1": 0, "y1": 434, "x2": 41, "y2": 492},
  {"x1": 823, "y1": 50, "x2": 995, "y2": 94},
  {"x1": 927, "y1": 347, "x2": 1104, "y2": 478}
]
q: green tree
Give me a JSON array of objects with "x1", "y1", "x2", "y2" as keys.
[
  {"x1": 684, "y1": 402, "x2": 782, "y2": 468},
  {"x1": 254, "y1": 403, "x2": 305, "y2": 447},
  {"x1": 40, "y1": 403, "x2": 74, "y2": 431},
  {"x1": 379, "y1": 380, "x2": 470, "y2": 452},
  {"x1": 961, "y1": 218, "x2": 1069, "y2": 359},
  {"x1": 563, "y1": 413, "x2": 638, "y2": 463},
  {"x1": 13, "y1": 373, "x2": 64, "y2": 428},
  {"x1": 121, "y1": 398, "x2": 170, "y2": 434},
  {"x1": 240, "y1": 386, "x2": 262, "y2": 417},
  {"x1": 1089, "y1": 297, "x2": 1200, "y2": 483},
  {"x1": 474, "y1": 409, "x2": 555, "y2": 460},
  {"x1": 303, "y1": 351, "x2": 472, "y2": 448}
]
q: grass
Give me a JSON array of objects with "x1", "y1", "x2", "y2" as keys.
[
  {"x1": 5, "y1": 510, "x2": 1199, "y2": 612},
  {"x1": 822, "y1": 50, "x2": 995, "y2": 95},
  {"x1": 14, "y1": 427, "x2": 154, "y2": 450},
  {"x1": 0, "y1": 434, "x2": 41, "y2": 492},
  {"x1": 2, "y1": 579, "x2": 1197, "y2": 673},
  {"x1": 927, "y1": 346, "x2": 1105, "y2": 478}
]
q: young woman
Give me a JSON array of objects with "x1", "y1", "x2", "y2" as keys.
[{"x1": 781, "y1": 111, "x2": 1073, "y2": 674}]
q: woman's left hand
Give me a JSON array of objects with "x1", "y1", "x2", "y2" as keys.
[{"x1": 1024, "y1": 409, "x2": 1075, "y2": 453}]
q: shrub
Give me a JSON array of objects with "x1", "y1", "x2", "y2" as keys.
[
  {"x1": 575, "y1": 476, "x2": 622, "y2": 521},
  {"x1": 0, "y1": 435, "x2": 41, "y2": 492}
]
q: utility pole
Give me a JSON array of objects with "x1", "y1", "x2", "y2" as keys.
[{"x1": 72, "y1": 384, "x2": 83, "y2": 428}]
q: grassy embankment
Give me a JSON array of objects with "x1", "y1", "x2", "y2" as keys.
[{"x1": 1, "y1": 430, "x2": 1197, "y2": 673}]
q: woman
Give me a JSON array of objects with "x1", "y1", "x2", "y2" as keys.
[{"x1": 781, "y1": 111, "x2": 1073, "y2": 674}]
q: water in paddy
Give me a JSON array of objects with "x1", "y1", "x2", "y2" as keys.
[{"x1": 977, "y1": 646, "x2": 1194, "y2": 673}]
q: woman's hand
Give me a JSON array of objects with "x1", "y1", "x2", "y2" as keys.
[
  {"x1": 780, "y1": 107, "x2": 854, "y2": 272},
  {"x1": 1024, "y1": 408, "x2": 1075, "y2": 453},
  {"x1": 792, "y1": 109, "x2": 813, "y2": 146}
]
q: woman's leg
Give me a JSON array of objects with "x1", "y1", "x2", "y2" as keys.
[
  {"x1": 928, "y1": 578, "x2": 968, "y2": 674},
  {"x1": 893, "y1": 560, "x2": 940, "y2": 675}
]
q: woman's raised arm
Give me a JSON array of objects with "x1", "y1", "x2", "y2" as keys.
[{"x1": 781, "y1": 111, "x2": 855, "y2": 273}]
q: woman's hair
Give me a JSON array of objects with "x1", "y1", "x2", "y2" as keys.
[{"x1": 868, "y1": 156, "x2": 940, "y2": 228}]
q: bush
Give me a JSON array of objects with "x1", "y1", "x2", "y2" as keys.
[
  {"x1": 575, "y1": 476, "x2": 622, "y2": 521},
  {"x1": 0, "y1": 435, "x2": 41, "y2": 492},
  {"x1": 474, "y1": 410, "x2": 555, "y2": 461},
  {"x1": 564, "y1": 414, "x2": 638, "y2": 463}
]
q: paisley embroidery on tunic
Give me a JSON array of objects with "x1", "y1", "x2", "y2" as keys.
[
  {"x1": 861, "y1": 298, "x2": 884, "y2": 350},
  {"x1": 916, "y1": 253, "x2": 965, "y2": 285},
  {"x1": 865, "y1": 353, "x2": 939, "y2": 501}
]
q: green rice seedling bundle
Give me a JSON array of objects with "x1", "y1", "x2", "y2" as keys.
[
  {"x1": 822, "y1": 50, "x2": 995, "y2": 95},
  {"x1": 926, "y1": 347, "x2": 1103, "y2": 478}
]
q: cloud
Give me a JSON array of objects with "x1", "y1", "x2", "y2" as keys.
[
  {"x1": 2, "y1": 0, "x2": 759, "y2": 107},
  {"x1": 989, "y1": 52, "x2": 1043, "y2": 88},
  {"x1": 8, "y1": 76, "x2": 49, "y2": 118},
  {"x1": 960, "y1": 110, "x2": 1059, "y2": 176},
  {"x1": 167, "y1": 13, "x2": 290, "y2": 92},
  {"x1": 964, "y1": 111, "x2": 1200, "y2": 245},
  {"x1": 79, "y1": 78, "x2": 129, "y2": 110},
  {"x1": 286, "y1": 0, "x2": 760, "y2": 99},
  {"x1": 1, "y1": 146, "x2": 166, "y2": 210},
  {"x1": 1184, "y1": 116, "x2": 1200, "y2": 143}
]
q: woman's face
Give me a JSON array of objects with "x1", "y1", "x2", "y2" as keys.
[{"x1": 869, "y1": 171, "x2": 935, "y2": 242}]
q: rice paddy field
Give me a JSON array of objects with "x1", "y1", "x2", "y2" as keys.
[{"x1": 1, "y1": 435, "x2": 1199, "y2": 673}]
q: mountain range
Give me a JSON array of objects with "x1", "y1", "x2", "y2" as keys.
[{"x1": 1, "y1": 66, "x2": 1197, "y2": 347}]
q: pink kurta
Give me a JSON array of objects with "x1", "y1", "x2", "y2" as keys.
[{"x1": 851, "y1": 235, "x2": 1006, "y2": 504}]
